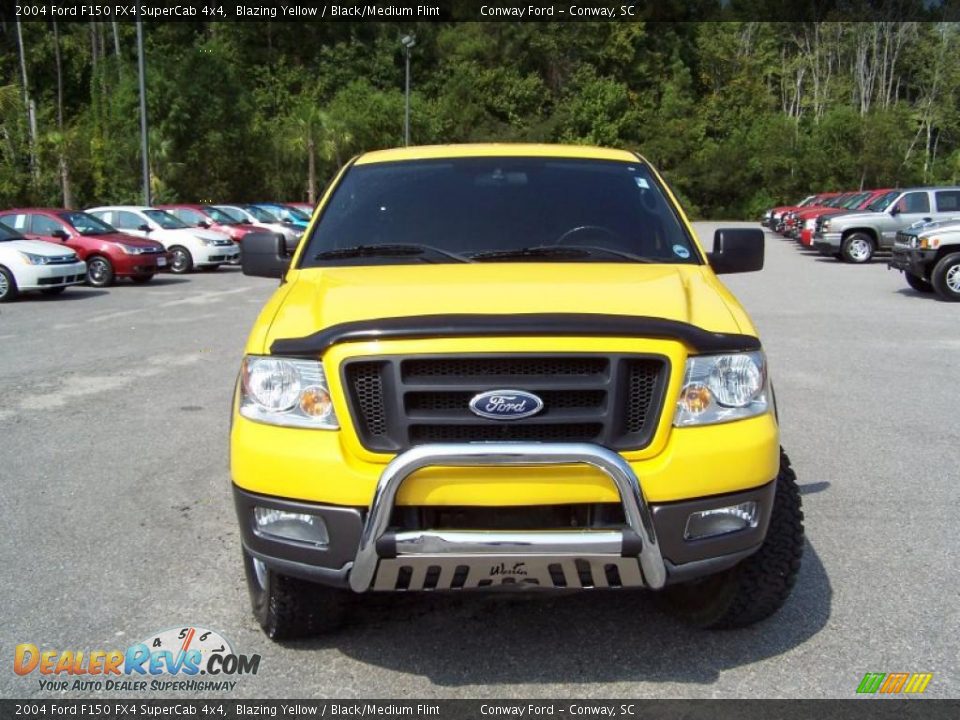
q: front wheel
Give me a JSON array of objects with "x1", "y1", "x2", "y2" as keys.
[
  {"x1": 931, "y1": 252, "x2": 960, "y2": 301},
  {"x1": 169, "y1": 246, "x2": 193, "y2": 274},
  {"x1": 243, "y1": 548, "x2": 348, "y2": 640},
  {"x1": 841, "y1": 233, "x2": 874, "y2": 263},
  {"x1": 905, "y1": 272, "x2": 934, "y2": 293},
  {"x1": 86, "y1": 256, "x2": 115, "y2": 287},
  {"x1": 662, "y1": 449, "x2": 804, "y2": 629},
  {"x1": 0, "y1": 267, "x2": 19, "y2": 303}
]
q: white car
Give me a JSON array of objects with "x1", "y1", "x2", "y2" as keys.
[
  {"x1": 0, "y1": 220, "x2": 87, "y2": 302},
  {"x1": 86, "y1": 206, "x2": 239, "y2": 273},
  {"x1": 213, "y1": 204, "x2": 301, "y2": 253}
]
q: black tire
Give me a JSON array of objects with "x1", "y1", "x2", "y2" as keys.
[
  {"x1": 200, "y1": 264, "x2": 219, "y2": 272},
  {"x1": 905, "y1": 272, "x2": 934, "y2": 293},
  {"x1": 86, "y1": 255, "x2": 115, "y2": 287},
  {"x1": 41, "y1": 287, "x2": 67, "y2": 296},
  {"x1": 840, "y1": 232, "x2": 874, "y2": 263},
  {"x1": 931, "y1": 252, "x2": 960, "y2": 301},
  {"x1": 169, "y1": 246, "x2": 193, "y2": 274},
  {"x1": 0, "y1": 266, "x2": 18, "y2": 303},
  {"x1": 663, "y1": 449, "x2": 804, "y2": 629},
  {"x1": 131, "y1": 274, "x2": 154, "y2": 284},
  {"x1": 243, "y1": 548, "x2": 347, "y2": 640}
]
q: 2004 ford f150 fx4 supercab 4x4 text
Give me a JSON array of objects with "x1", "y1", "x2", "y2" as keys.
[{"x1": 231, "y1": 144, "x2": 804, "y2": 639}]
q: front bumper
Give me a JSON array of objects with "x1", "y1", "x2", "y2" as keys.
[
  {"x1": 235, "y1": 443, "x2": 775, "y2": 592},
  {"x1": 15, "y1": 261, "x2": 88, "y2": 290},
  {"x1": 113, "y1": 252, "x2": 168, "y2": 276},
  {"x1": 813, "y1": 232, "x2": 842, "y2": 254},
  {"x1": 196, "y1": 244, "x2": 240, "y2": 266},
  {"x1": 888, "y1": 247, "x2": 935, "y2": 276}
]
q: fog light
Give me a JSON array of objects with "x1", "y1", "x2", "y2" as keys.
[
  {"x1": 253, "y1": 507, "x2": 329, "y2": 547},
  {"x1": 684, "y1": 502, "x2": 759, "y2": 540}
]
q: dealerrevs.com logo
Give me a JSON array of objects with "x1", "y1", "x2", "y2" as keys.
[{"x1": 14, "y1": 626, "x2": 261, "y2": 692}]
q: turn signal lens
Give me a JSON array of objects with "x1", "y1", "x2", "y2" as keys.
[
  {"x1": 299, "y1": 386, "x2": 333, "y2": 419},
  {"x1": 678, "y1": 384, "x2": 712, "y2": 414}
]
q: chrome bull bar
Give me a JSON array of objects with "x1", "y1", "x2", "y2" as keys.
[{"x1": 349, "y1": 443, "x2": 667, "y2": 592}]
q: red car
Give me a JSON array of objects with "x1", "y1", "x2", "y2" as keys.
[
  {"x1": 286, "y1": 202, "x2": 314, "y2": 215},
  {"x1": 158, "y1": 204, "x2": 264, "y2": 243},
  {"x1": 783, "y1": 192, "x2": 861, "y2": 238},
  {"x1": 0, "y1": 208, "x2": 168, "y2": 286},
  {"x1": 798, "y1": 189, "x2": 897, "y2": 246},
  {"x1": 767, "y1": 193, "x2": 839, "y2": 233}
]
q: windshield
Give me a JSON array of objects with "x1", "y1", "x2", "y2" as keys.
[
  {"x1": 843, "y1": 192, "x2": 869, "y2": 209},
  {"x1": 278, "y1": 205, "x2": 310, "y2": 221},
  {"x1": 0, "y1": 220, "x2": 26, "y2": 242},
  {"x1": 143, "y1": 209, "x2": 189, "y2": 229},
  {"x1": 242, "y1": 205, "x2": 279, "y2": 223},
  {"x1": 797, "y1": 195, "x2": 816, "y2": 207},
  {"x1": 866, "y1": 190, "x2": 900, "y2": 212},
  {"x1": 200, "y1": 206, "x2": 239, "y2": 225},
  {"x1": 59, "y1": 211, "x2": 116, "y2": 235},
  {"x1": 302, "y1": 157, "x2": 700, "y2": 267}
]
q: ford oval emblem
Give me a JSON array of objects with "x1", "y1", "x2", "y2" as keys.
[{"x1": 469, "y1": 390, "x2": 544, "y2": 421}]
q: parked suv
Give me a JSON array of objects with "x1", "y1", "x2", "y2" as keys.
[
  {"x1": 232, "y1": 144, "x2": 803, "y2": 639},
  {"x1": 889, "y1": 219, "x2": 960, "y2": 300},
  {"x1": 0, "y1": 209, "x2": 168, "y2": 286},
  {"x1": 87, "y1": 206, "x2": 238, "y2": 273},
  {"x1": 813, "y1": 187, "x2": 960, "y2": 263}
]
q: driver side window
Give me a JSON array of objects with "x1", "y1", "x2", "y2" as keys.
[
  {"x1": 31, "y1": 215, "x2": 66, "y2": 236},
  {"x1": 114, "y1": 211, "x2": 144, "y2": 230},
  {"x1": 898, "y1": 192, "x2": 930, "y2": 214}
]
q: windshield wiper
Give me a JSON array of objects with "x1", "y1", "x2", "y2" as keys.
[
  {"x1": 314, "y1": 244, "x2": 471, "y2": 263},
  {"x1": 470, "y1": 245, "x2": 655, "y2": 263}
]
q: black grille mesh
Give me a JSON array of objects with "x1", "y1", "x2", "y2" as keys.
[
  {"x1": 624, "y1": 361, "x2": 660, "y2": 433},
  {"x1": 344, "y1": 363, "x2": 388, "y2": 437},
  {"x1": 344, "y1": 355, "x2": 666, "y2": 452},
  {"x1": 410, "y1": 423, "x2": 604, "y2": 443},
  {"x1": 406, "y1": 390, "x2": 605, "y2": 412},
  {"x1": 403, "y1": 357, "x2": 608, "y2": 380}
]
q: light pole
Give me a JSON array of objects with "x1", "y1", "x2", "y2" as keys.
[
  {"x1": 136, "y1": 18, "x2": 151, "y2": 205},
  {"x1": 401, "y1": 34, "x2": 416, "y2": 147}
]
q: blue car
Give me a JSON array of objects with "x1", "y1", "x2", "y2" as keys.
[{"x1": 252, "y1": 203, "x2": 310, "y2": 231}]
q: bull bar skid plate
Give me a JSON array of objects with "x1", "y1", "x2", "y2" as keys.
[{"x1": 348, "y1": 442, "x2": 668, "y2": 593}]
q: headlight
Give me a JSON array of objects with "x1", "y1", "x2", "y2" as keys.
[
  {"x1": 117, "y1": 243, "x2": 146, "y2": 255},
  {"x1": 18, "y1": 252, "x2": 51, "y2": 265},
  {"x1": 822, "y1": 220, "x2": 831, "y2": 230},
  {"x1": 920, "y1": 236, "x2": 941, "y2": 249},
  {"x1": 804, "y1": 219, "x2": 816, "y2": 229},
  {"x1": 674, "y1": 352, "x2": 769, "y2": 427},
  {"x1": 239, "y1": 356, "x2": 338, "y2": 429},
  {"x1": 200, "y1": 237, "x2": 216, "y2": 246}
]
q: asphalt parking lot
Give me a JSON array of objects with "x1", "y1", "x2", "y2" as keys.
[{"x1": 1, "y1": 222, "x2": 957, "y2": 699}]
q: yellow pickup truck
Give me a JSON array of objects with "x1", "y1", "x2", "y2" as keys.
[{"x1": 231, "y1": 144, "x2": 803, "y2": 639}]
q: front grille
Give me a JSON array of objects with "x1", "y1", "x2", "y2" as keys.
[
  {"x1": 342, "y1": 354, "x2": 668, "y2": 453},
  {"x1": 46, "y1": 256, "x2": 77, "y2": 265},
  {"x1": 38, "y1": 274, "x2": 84, "y2": 285}
]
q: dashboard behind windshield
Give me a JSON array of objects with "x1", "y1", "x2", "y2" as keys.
[{"x1": 301, "y1": 157, "x2": 700, "y2": 267}]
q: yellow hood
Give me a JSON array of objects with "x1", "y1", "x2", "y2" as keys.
[{"x1": 256, "y1": 263, "x2": 754, "y2": 352}]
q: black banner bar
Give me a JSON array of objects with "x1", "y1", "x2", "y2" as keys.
[
  {"x1": 3, "y1": 701, "x2": 960, "y2": 720},
  {"x1": 7, "y1": 0, "x2": 960, "y2": 23}
]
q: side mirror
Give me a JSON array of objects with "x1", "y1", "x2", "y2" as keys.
[
  {"x1": 708, "y1": 228, "x2": 764, "y2": 274},
  {"x1": 197, "y1": 220, "x2": 210, "y2": 229},
  {"x1": 282, "y1": 218, "x2": 293, "y2": 224},
  {"x1": 242, "y1": 232, "x2": 290, "y2": 279},
  {"x1": 138, "y1": 224, "x2": 152, "y2": 232},
  {"x1": 242, "y1": 218, "x2": 252, "y2": 225},
  {"x1": 890, "y1": 205, "x2": 901, "y2": 216},
  {"x1": 51, "y1": 229, "x2": 70, "y2": 241}
]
